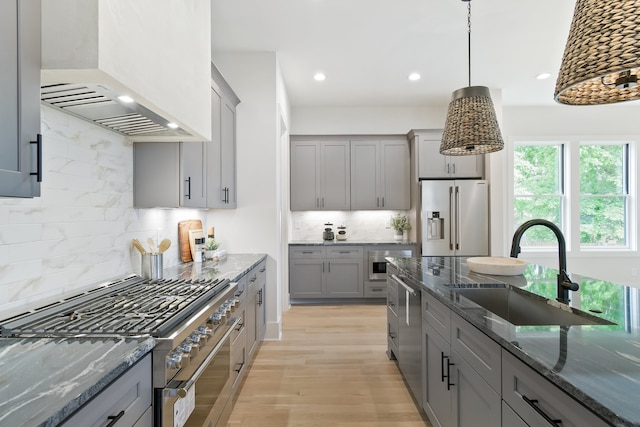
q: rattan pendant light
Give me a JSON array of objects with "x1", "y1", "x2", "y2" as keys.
[
  {"x1": 440, "y1": 0, "x2": 503, "y2": 156},
  {"x1": 555, "y1": 0, "x2": 640, "y2": 105}
]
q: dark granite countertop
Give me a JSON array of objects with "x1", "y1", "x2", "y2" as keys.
[
  {"x1": 387, "y1": 256, "x2": 640, "y2": 427},
  {"x1": 289, "y1": 240, "x2": 417, "y2": 246},
  {"x1": 0, "y1": 337, "x2": 155, "y2": 427},
  {"x1": 163, "y1": 253, "x2": 267, "y2": 281},
  {"x1": 0, "y1": 254, "x2": 265, "y2": 427}
]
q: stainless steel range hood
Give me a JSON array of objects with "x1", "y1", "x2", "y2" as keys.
[{"x1": 41, "y1": 83, "x2": 192, "y2": 139}]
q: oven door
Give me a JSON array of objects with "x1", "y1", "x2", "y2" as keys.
[{"x1": 159, "y1": 317, "x2": 240, "y2": 427}]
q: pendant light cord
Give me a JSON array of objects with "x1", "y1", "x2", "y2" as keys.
[{"x1": 467, "y1": 1, "x2": 472, "y2": 87}]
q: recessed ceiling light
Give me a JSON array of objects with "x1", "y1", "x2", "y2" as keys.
[
  {"x1": 118, "y1": 95, "x2": 134, "y2": 103},
  {"x1": 408, "y1": 73, "x2": 421, "y2": 81},
  {"x1": 167, "y1": 122, "x2": 179, "y2": 129},
  {"x1": 536, "y1": 73, "x2": 551, "y2": 80},
  {"x1": 313, "y1": 73, "x2": 326, "y2": 81}
]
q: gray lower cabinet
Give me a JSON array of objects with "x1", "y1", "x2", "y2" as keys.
[
  {"x1": 420, "y1": 292, "x2": 501, "y2": 427},
  {"x1": 62, "y1": 353, "x2": 152, "y2": 427},
  {"x1": 502, "y1": 350, "x2": 609, "y2": 427},
  {"x1": 0, "y1": 0, "x2": 42, "y2": 198},
  {"x1": 289, "y1": 246, "x2": 363, "y2": 299},
  {"x1": 502, "y1": 401, "x2": 528, "y2": 427},
  {"x1": 386, "y1": 273, "x2": 399, "y2": 358}
]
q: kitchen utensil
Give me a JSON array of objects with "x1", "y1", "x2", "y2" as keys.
[
  {"x1": 132, "y1": 239, "x2": 147, "y2": 255},
  {"x1": 141, "y1": 253, "x2": 163, "y2": 279},
  {"x1": 158, "y1": 238, "x2": 171, "y2": 254},
  {"x1": 148, "y1": 237, "x2": 157, "y2": 254},
  {"x1": 178, "y1": 219, "x2": 203, "y2": 262},
  {"x1": 188, "y1": 229, "x2": 205, "y2": 262}
]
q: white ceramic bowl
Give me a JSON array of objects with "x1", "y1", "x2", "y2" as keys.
[{"x1": 466, "y1": 257, "x2": 527, "y2": 276}]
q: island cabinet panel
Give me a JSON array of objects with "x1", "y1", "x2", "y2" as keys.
[
  {"x1": 502, "y1": 350, "x2": 610, "y2": 427},
  {"x1": 450, "y1": 312, "x2": 501, "y2": 393},
  {"x1": 387, "y1": 266, "x2": 400, "y2": 358},
  {"x1": 423, "y1": 319, "x2": 453, "y2": 427},
  {"x1": 421, "y1": 291, "x2": 502, "y2": 427},
  {"x1": 502, "y1": 401, "x2": 528, "y2": 427},
  {"x1": 450, "y1": 350, "x2": 501, "y2": 427}
]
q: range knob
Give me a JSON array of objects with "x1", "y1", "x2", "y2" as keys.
[
  {"x1": 167, "y1": 351, "x2": 183, "y2": 370},
  {"x1": 208, "y1": 312, "x2": 223, "y2": 325},
  {"x1": 198, "y1": 326, "x2": 213, "y2": 342},
  {"x1": 190, "y1": 332, "x2": 204, "y2": 348}
]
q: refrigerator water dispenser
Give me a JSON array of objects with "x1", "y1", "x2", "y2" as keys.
[{"x1": 427, "y1": 212, "x2": 444, "y2": 240}]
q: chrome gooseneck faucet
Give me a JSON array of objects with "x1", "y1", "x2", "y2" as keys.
[{"x1": 510, "y1": 219, "x2": 579, "y2": 304}]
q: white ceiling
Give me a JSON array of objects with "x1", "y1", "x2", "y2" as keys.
[{"x1": 211, "y1": 0, "x2": 578, "y2": 108}]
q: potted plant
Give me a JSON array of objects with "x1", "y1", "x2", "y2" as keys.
[
  {"x1": 204, "y1": 237, "x2": 219, "y2": 259},
  {"x1": 390, "y1": 214, "x2": 411, "y2": 241}
]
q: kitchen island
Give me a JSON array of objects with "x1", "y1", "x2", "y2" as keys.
[{"x1": 387, "y1": 256, "x2": 640, "y2": 427}]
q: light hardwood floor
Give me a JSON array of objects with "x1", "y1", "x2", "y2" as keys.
[{"x1": 227, "y1": 304, "x2": 430, "y2": 426}]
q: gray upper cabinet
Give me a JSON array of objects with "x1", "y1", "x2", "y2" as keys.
[
  {"x1": 350, "y1": 140, "x2": 410, "y2": 210},
  {"x1": 417, "y1": 134, "x2": 483, "y2": 179},
  {"x1": 290, "y1": 139, "x2": 350, "y2": 211},
  {"x1": 0, "y1": 0, "x2": 42, "y2": 198},
  {"x1": 181, "y1": 141, "x2": 207, "y2": 208},
  {"x1": 207, "y1": 64, "x2": 239, "y2": 209},
  {"x1": 133, "y1": 142, "x2": 180, "y2": 208},
  {"x1": 133, "y1": 63, "x2": 239, "y2": 209}
]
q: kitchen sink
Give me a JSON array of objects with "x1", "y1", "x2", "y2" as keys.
[{"x1": 453, "y1": 287, "x2": 615, "y2": 326}]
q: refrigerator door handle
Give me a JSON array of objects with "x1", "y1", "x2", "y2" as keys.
[
  {"x1": 449, "y1": 186, "x2": 454, "y2": 250},
  {"x1": 455, "y1": 186, "x2": 460, "y2": 250}
]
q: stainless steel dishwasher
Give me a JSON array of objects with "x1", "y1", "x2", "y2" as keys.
[{"x1": 390, "y1": 269, "x2": 422, "y2": 405}]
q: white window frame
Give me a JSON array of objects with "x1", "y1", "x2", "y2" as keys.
[{"x1": 508, "y1": 137, "x2": 637, "y2": 258}]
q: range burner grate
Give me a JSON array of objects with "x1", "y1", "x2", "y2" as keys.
[{"x1": 0, "y1": 276, "x2": 230, "y2": 338}]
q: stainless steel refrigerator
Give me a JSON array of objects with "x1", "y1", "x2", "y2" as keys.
[{"x1": 421, "y1": 180, "x2": 489, "y2": 256}]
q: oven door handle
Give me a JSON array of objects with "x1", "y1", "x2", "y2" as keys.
[{"x1": 165, "y1": 316, "x2": 241, "y2": 398}]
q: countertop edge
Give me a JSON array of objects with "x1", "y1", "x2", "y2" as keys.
[{"x1": 39, "y1": 337, "x2": 156, "y2": 427}]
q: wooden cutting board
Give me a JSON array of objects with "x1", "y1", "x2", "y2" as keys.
[{"x1": 178, "y1": 219, "x2": 203, "y2": 262}]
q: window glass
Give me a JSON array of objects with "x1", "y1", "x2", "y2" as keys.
[
  {"x1": 513, "y1": 143, "x2": 564, "y2": 246},
  {"x1": 579, "y1": 143, "x2": 628, "y2": 247}
]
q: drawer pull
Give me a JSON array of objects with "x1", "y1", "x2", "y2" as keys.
[
  {"x1": 106, "y1": 410, "x2": 125, "y2": 427},
  {"x1": 339, "y1": 250, "x2": 351, "y2": 253},
  {"x1": 371, "y1": 288, "x2": 383, "y2": 292},
  {"x1": 259, "y1": 267, "x2": 266, "y2": 272},
  {"x1": 522, "y1": 396, "x2": 562, "y2": 426},
  {"x1": 302, "y1": 251, "x2": 313, "y2": 254},
  {"x1": 234, "y1": 361, "x2": 245, "y2": 374}
]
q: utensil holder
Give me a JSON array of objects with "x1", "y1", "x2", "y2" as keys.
[{"x1": 141, "y1": 253, "x2": 163, "y2": 280}]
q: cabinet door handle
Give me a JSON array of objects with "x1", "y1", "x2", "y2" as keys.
[
  {"x1": 317, "y1": 198, "x2": 320, "y2": 208},
  {"x1": 447, "y1": 163, "x2": 450, "y2": 174},
  {"x1": 234, "y1": 360, "x2": 245, "y2": 374},
  {"x1": 258, "y1": 288, "x2": 263, "y2": 306},
  {"x1": 377, "y1": 197, "x2": 380, "y2": 207},
  {"x1": 322, "y1": 197, "x2": 325, "y2": 208},
  {"x1": 328, "y1": 262, "x2": 331, "y2": 273},
  {"x1": 185, "y1": 177, "x2": 191, "y2": 199},
  {"x1": 106, "y1": 410, "x2": 125, "y2": 427},
  {"x1": 452, "y1": 163, "x2": 456, "y2": 174},
  {"x1": 382, "y1": 196, "x2": 385, "y2": 207},
  {"x1": 259, "y1": 267, "x2": 266, "y2": 273},
  {"x1": 522, "y1": 396, "x2": 563, "y2": 426},
  {"x1": 30, "y1": 134, "x2": 43, "y2": 182},
  {"x1": 440, "y1": 352, "x2": 455, "y2": 390}
]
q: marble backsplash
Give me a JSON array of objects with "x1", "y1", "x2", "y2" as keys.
[
  {"x1": 0, "y1": 107, "x2": 208, "y2": 318},
  {"x1": 290, "y1": 210, "x2": 414, "y2": 242}
]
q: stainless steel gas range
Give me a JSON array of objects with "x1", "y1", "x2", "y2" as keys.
[{"x1": 1, "y1": 274, "x2": 241, "y2": 427}]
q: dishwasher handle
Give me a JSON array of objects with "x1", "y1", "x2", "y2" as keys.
[{"x1": 392, "y1": 274, "x2": 417, "y2": 296}]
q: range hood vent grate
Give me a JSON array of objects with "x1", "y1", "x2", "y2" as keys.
[{"x1": 41, "y1": 83, "x2": 192, "y2": 139}]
